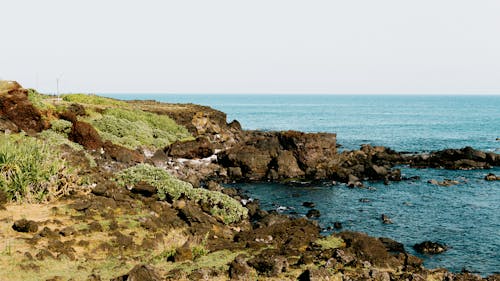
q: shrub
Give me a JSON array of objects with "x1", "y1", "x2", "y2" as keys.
[
  {"x1": 38, "y1": 130, "x2": 84, "y2": 151},
  {"x1": 115, "y1": 164, "x2": 248, "y2": 224},
  {"x1": 0, "y1": 133, "x2": 79, "y2": 202},
  {"x1": 90, "y1": 108, "x2": 193, "y2": 149},
  {"x1": 49, "y1": 119, "x2": 73, "y2": 135},
  {"x1": 61, "y1": 94, "x2": 129, "y2": 107}
]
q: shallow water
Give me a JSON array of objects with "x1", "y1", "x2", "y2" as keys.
[
  {"x1": 104, "y1": 93, "x2": 500, "y2": 275},
  {"x1": 235, "y1": 167, "x2": 500, "y2": 275}
]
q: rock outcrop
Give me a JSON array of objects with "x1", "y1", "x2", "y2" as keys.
[
  {"x1": 219, "y1": 130, "x2": 337, "y2": 181},
  {"x1": 409, "y1": 147, "x2": 499, "y2": 170},
  {"x1": 0, "y1": 81, "x2": 47, "y2": 133}
]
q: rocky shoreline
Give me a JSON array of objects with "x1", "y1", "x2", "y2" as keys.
[{"x1": 1, "y1": 81, "x2": 499, "y2": 280}]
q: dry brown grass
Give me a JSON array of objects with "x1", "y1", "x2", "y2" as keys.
[{"x1": 0, "y1": 200, "x2": 194, "y2": 280}]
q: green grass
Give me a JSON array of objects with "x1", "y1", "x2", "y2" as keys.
[
  {"x1": 116, "y1": 164, "x2": 248, "y2": 224},
  {"x1": 89, "y1": 108, "x2": 193, "y2": 149},
  {"x1": 0, "y1": 133, "x2": 79, "y2": 202},
  {"x1": 61, "y1": 93, "x2": 129, "y2": 107},
  {"x1": 27, "y1": 89, "x2": 55, "y2": 111},
  {"x1": 314, "y1": 236, "x2": 345, "y2": 250}
]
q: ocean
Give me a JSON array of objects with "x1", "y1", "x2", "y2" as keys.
[{"x1": 104, "y1": 94, "x2": 500, "y2": 275}]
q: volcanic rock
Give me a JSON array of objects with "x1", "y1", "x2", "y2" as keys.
[
  {"x1": 12, "y1": 219, "x2": 38, "y2": 233},
  {"x1": 166, "y1": 136, "x2": 214, "y2": 159},
  {"x1": 413, "y1": 241, "x2": 448, "y2": 254}
]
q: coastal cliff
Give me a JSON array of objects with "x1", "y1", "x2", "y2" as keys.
[{"x1": 1, "y1": 81, "x2": 498, "y2": 281}]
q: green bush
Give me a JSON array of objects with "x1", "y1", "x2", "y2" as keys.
[
  {"x1": 116, "y1": 164, "x2": 248, "y2": 224},
  {"x1": 61, "y1": 94, "x2": 129, "y2": 107},
  {"x1": 49, "y1": 119, "x2": 73, "y2": 135},
  {"x1": 38, "y1": 130, "x2": 84, "y2": 151},
  {"x1": 0, "y1": 133, "x2": 79, "y2": 202},
  {"x1": 90, "y1": 108, "x2": 193, "y2": 149}
]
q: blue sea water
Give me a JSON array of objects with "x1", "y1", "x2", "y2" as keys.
[
  {"x1": 105, "y1": 94, "x2": 500, "y2": 275},
  {"x1": 105, "y1": 94, "x2": 500, "y2": 153}
]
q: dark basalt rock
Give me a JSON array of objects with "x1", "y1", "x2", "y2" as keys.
[
  {"x1": 306, "y1": 209, "x2": 321, "y2": 218},
  {"x1": 103, "y1": 141, "x2": 144, "y2": 164},
  {"x1": 111, "y1": 264, "x2": 161, "y2": 281},
  {"x1": 129, "y1": 181, "x2": 157, "y2": 197},
  {"x1": 247, "y1": 249, "x2": 289, "y2": 277},
  {"x1": 229, "y1": 254, "x2": 255, "y2": 280},
  {"x1": 379, "y1": 237, "x2": 405, "y2": 253},
  {"x1": 381, "y1": 214, "x2": 393, "y2": 224},
  {"x1": 302, "y1": 202, "x2": 315, "y2": 208},
  {"x1": 413, "y1": 241, "x2": 448, "y2": 254},
  {"x1": 173, "y1": 242, "x2": 193, "y2": 262},
  {"x1": 219, "y1": 130, "x2": 336, "y2": 181},
  {"x1": 338, "y1": 231, "x2": 403, "y2": 268},
  {"x1": 165, "y1": 136, "x2": 214, "y2": 159},
  {"x1": 298, "y1": 268, "x2": 336, "y2": 281},
  {"x1": 485, "y1": 173, "x2": 499, "y2": 181},
  {"x1": 12, "y1": 219, "x2": 38, "y2": 233},
  {"x1": 410, "y1": 147, "x2": 499, "y2": 170}
]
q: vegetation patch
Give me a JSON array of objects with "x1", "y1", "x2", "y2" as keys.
[
  {"x1": 61, "y1": 93, "x2": 129, "y2": 107},
  {"x1": 27, "y1": 89, "x2": 55, "y2": 111},
  {"x1": 314, "y1": 235, "x2": 345, "y2": 250},
  {"x1": 0, "y1": 133, "x2": 80, "y2": 202},
  {"x1": 87, "y1": 108, "x2": 192, "y2": 149},
  {"x1": 116, "y1": 164, "x2": 248, "y2": 224},
  {"x1": 49, "y1": 119, "x2": 73, "y2": 135}
]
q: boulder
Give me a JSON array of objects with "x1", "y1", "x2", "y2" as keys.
[
  {"x1": 111, "y1": 264, "x2": 160, "y2": 281},
  {"x1": 302, "y1": 202, "x2": 315, "y2": 208},
  {"x1": 173, "y1": 242, "x2": 193, "y2": 262},
  {"x1": 103, "y1": 141, "x2": 144, "y2": 164},
  {"x1": 69, "y1": 121, "x2": 103, "y2": 150},
  {"x1": 166, "y1": 137, "x2": 214, "y2": 159},
  {"x1": 298, "y1": 268, "x2": 337, "y2": 281},
  {"x1": 278, "y1": 131, "x2": 337, "y2": 178},
  {"x1": 413, "y1": 241, "x2": 447, "y2": 254},
  {"x1": 485, "y1": 173, "x2": 499, "y2": 181},
  {"x1": 12, "y1": 219, "x2": 38, "y2": 233},
  {"x1": 337, "y1": 231, "x2": 403, "y2": 268},
  {"x1": 381, "y1": 214, "x2": 393, "y2": 224},
  {"x1": 306, "y1": 209, "x2": 321, "y2": 218},
  {"x1": 129, "y1": 181, "x2": 157, "y2": 197},
  {"x1": 229, "y1": 254, "x2": 256, "y2": 280},
  {"x1": 247, "y1": 251, "x2": 289, "y2": 277}
]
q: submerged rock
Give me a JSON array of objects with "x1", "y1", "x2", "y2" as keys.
[
  {"x1": 427, "y1": 179, "x2": 460, "y2": 186},
  {"x1": 381, "y1": 214, "x2": 393, "y2": 224},
  {"x1": 484, "y1": 173, "x2": 499, "y2": 181},
  {"x1": 306, "y1": 209, "x2": 321, "y2": 218},
  {"x1": 413, "y1": 241, "x2": 448, "y2": 254}
]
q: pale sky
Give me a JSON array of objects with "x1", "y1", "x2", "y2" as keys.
[{"x1": 1, "y1": 0, "x2": 500, "y2": 94}]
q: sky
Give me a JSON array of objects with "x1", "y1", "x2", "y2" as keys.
[{"x1": 1, "y1": 0, "x2": 500, "y2": 94}]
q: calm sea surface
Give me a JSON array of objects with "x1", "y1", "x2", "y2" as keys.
[{"x1": 105, "y1": 94, "x2": 500, "y2": 275}]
